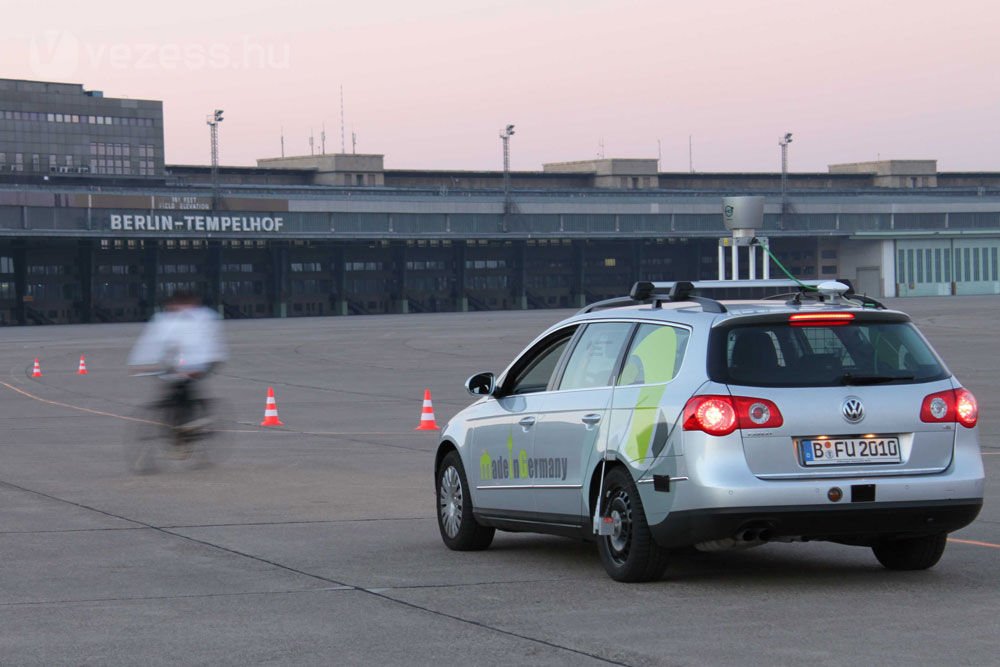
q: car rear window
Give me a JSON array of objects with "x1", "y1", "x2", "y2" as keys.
[{"x1": 709, "y1": 319, "x2": 949, "y2": 387}]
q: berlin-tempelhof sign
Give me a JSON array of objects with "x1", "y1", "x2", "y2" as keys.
[{"x1": 108, "y1": 213, "x2": 285, "y2": 233}]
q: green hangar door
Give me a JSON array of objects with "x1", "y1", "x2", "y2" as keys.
[{"x1": 896, "y1": 239, "x2": 1000, "y2": 296}]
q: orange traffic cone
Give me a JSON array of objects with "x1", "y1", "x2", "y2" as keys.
[
  {"x1": 32, "y1": 358, "x2": 42, "y2": 378},
  {"x1": 415, "y1": 389, "x2": 439, "y2": 431},
  {"x1": 260, "y1": 386, "x2": 284, "y2": 426},
  {"x1": 77, "y1": 355, "x2": 88, "y2": 375}
]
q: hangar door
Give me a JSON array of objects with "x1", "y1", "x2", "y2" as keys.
[{"x1": 896, "y1": 238, "x2": 1000, "y2": 296}]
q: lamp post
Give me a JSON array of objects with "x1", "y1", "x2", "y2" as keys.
[
  {"x1": 207, "y1": 109, "x2": 224, "y2": 205},
  {"x1": 779, "y1": 132, "x2": 792, "y2": 229},
  {"x1": 500, "y1": 124, "x2": 515, "y2": 218}
]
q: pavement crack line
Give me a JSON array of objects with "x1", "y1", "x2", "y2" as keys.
[
  {"x1": 0, "y1": 477, "x2": 627, "y2": 664},
  {"x1": 362, "y1": 588, "x2": 630, "y2": 666},
  {"x1": 0, "y1": 517, "x2": 430, "y2": 534},
  {"x1": 0, "y1": 587, "x2": 351, "y2": 609}
]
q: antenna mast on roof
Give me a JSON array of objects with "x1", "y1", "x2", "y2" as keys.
[
  {"x1": 280, "y1": 126, "x2": 285, "y2": 158},
  {"x1": 321, "y1": 124, "x2": 326, "y2": 155},
  {"x1": 340, "y1": 85, "x2": 346, "y2": 154}
]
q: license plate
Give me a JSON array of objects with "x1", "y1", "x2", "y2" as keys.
[{"x1": 799, "y1": 437, "x2": 901, "y2": 466}]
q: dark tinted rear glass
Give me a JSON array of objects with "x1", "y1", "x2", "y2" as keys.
[{"x1": 710, "y1": 320, "x2": 948, "y2": 387}]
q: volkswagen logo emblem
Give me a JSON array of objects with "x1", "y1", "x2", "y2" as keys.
[{"x1": 842, "y1": 397, "x2": 865, "y2": 423}]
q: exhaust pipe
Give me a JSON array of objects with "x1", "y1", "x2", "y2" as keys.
[{"x1": 735, "y1": 525, "x2": 775, "y2": 542}]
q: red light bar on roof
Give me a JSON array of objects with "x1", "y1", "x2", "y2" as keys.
[{"x1": 789, "y1": 312, "x2": 855, "y2": 327}]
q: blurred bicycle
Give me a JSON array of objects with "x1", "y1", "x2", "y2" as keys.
[
  {"x1": 125, "y1": 290, "x2": 229, "y2": 473},
  {"x1": 125, "y1": 375, "x2": 231, "y2": 473}
]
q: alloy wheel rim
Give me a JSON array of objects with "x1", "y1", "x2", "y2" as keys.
[
  {"x1": 439, "y1": 466, "x2": 463, "y2": 538},
  {"x1": 606, "y1": 489, "x2": 632, "y2": 564}
]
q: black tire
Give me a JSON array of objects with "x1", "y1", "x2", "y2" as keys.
[
  {"x1": 124, "y1": 403, "x2": 171, "y2": 474},
  {"x1": 872, "y1": 533, "x2": 948, "y2": 570},
  {"x1": 596, "y1": 466, "x2": 670, "y2": 582},
  {"x1": 436, "y1": 450, "x2": 495, "y2": 551},
  {"x1": 187, "y1": 398, "x2": 234, "y2": 469},
  {"x1": 124, "y1": 398, "x2": 232, "y2": 474}
]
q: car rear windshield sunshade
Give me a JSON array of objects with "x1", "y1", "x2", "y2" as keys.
[{"x1": 710, "y1": 321, "x2": 948, "y2": 387}]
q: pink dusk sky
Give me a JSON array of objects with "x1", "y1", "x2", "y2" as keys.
[{"x1": 2, "y1": 0, "x2": 997, "y2": 173}]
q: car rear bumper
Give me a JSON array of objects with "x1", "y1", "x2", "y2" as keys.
[{"x1": 650, "y1": 498, "x2": 983, "y2": 549}]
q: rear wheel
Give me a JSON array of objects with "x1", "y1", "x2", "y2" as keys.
[
  {"x1": 436, "y1": 451, "x2": 494, "y2": 551},
  {"x1": 596, "y1": 466, "x2": 669, "y2": 582},
  {"x1": 124, "y1": 403, "x2": 171, "y2": 474},
  {"x1": 872, "y1": 533, "x2": 948, "y2": 570},
  {"x1": 186, "y1": 398, "x2": 234, "y2": 469}
]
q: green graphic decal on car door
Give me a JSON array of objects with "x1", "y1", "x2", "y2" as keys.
[{"x1": 622, "y1": 326, "x2": 679, "y2": 462}]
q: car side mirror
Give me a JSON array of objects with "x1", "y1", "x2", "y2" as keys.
[{"x1": 465, "y1": 372, "x2": 496, "y2": 396}]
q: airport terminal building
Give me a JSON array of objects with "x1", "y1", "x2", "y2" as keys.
[{"x1": 2, "y1": 77, "x2": 1000, "y2": 325}]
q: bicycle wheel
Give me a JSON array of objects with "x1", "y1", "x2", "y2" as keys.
[
  {"x1": 186, "y1": 398, "x2": 234, "y2": 469},
  {"x1": 124, "y1": 402, "x2": 174, "y2": 474}
]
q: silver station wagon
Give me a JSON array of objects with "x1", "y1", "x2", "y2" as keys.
[{"x1": 434, "y1": 280, "x2": 985, "y2": 581}]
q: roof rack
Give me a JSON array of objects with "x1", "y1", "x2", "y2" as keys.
[
  {"x1": 579, "y1": 278, "x2": 886, "y2": 314},
  {"x1": 579, "y1": 280, "x2": 728, "y2": 314}
]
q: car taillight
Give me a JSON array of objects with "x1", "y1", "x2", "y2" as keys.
[
  {"x1": 732, "y1": 396, "x2": 784, "y2": 428},
  {"x1": 683, "y1": 395, "x2": 783, "y2": 436},
  {"x1": 789, "y1": 312, "x2": 855, "y2": 327},
  {"x1": 920, "y1": 388, "x2": 978, "y2": 428},
  {"x1": 683, "y1": 395, "x2": 737, "y2": 436}
]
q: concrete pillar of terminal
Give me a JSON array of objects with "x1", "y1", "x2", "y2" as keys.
[
  {"x1": 77, "y1": 240, "x2": 93, "y2": 323},
  {"x1": 572, "y1": 241, "x2": 586, "y2": 308},
  {"x1": 142, "y1": 243, "x2": 158, "y2": 318},
  {"x1": 513, "y1": 240, "x2": 527, "y2": 309},
  {"x1": 270, "y1": 243, "x2": 288, "y2": 318},
  {"x1": 206, "y1": 241, "x2": 222, "y2": 314},
  {"x1": 332, "y1": 243, "x2": 348, "y2": 315},
  {"x1": 454, "y1": 242, "x2": 468, "y2": 312},
  {"x1": 632, "y1": 240, "x2": 644, "y2": 284},
  {"x1": 13, "y1": 241, "x2": 26, "y2": 325},
  {"x1": 393, "y1": 243, "x2": 409, "y2": 314}
]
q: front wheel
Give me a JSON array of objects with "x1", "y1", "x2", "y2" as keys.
[
  {"x1": 436, "y1": 451, "x2": 494, "y2": 551},
  {"x1": 596, "y1": 466, "x2": 669, "y2": 582},
  {"x1": 872, "y1": 533, "x2": 948, "y2": 570}
]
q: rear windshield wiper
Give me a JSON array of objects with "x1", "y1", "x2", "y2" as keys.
[{"x1": 840, "y1": 373, "x2": 915, "y2": 385}]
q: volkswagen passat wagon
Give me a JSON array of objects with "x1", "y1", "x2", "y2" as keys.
[{"x1": 434, "y1": 280, "x2": 985, "y2": 581}]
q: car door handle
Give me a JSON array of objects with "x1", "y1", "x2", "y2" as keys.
[
  {"x1": 518, "y1": 416, "x2": 536, "y2": 428},
  {"x1": 582, "y1": 413, "x2": 602, "y2": 426}
]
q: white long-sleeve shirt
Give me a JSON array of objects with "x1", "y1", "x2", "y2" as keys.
[{"x1": 128, "y1": 306, "x2": 228, "y2": 374}]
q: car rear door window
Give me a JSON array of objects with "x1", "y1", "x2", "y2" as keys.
[
  {"x1": 558, "y1": 322, "x2": 633, "y2": 391},
  {"x1": 617, "y1": 324, "x2": 690, "y2": 386}
]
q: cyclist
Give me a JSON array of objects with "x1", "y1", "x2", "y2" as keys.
[{"x1": 127, "y1": 291, "x2": 228, "y2": 434}]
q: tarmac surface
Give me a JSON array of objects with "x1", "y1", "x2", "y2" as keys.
[{"x1": 1, "y1": 296, "x2": 998, "y2": 666}]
